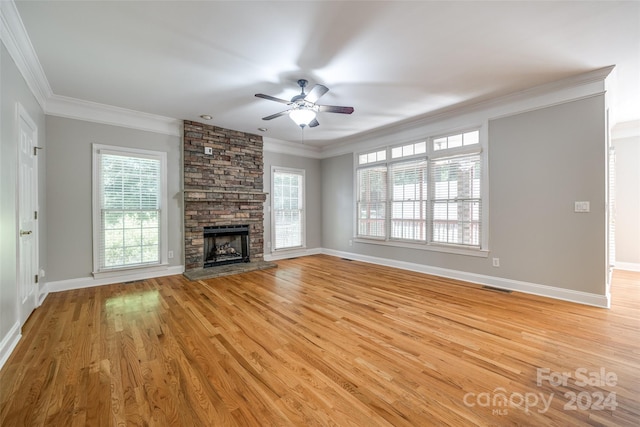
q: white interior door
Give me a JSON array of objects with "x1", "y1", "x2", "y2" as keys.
[{"x1": 17, "y1": 106, "x2": 39, "y2": 326}]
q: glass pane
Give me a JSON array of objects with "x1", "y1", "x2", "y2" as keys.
[
  {"x1": 125, "y1": 246, "x2": 142, "y2": 265},
  {"x1": 448, "y1": 134, "x2": 462, "y2": 148},
  {"x1": 142, "y1": 245, "x2": 159, "y2": 263},
  {"x1": 142, "y1": 228, "x2": 159, "y2": 246},
  {"x1": 124, "y1": 228, "x2": 142, "y2": 247},
  {"x1": 434, "y1": 137, "x2": 447, "y2": 151},
  {"x1": 463, "y1": 131, "x2": 479, "y2": 145}
]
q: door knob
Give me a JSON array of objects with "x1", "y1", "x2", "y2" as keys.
[{"x1": 20, "y1": 230, "x2": 32, "y2": 236}]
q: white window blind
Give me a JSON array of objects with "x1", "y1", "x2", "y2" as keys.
[
  {"x1": 430, "y1": 154, "x2": 481, "y2": 246},
  {"x1": 273, "y1": 168, "x2": 305, "y2": 250},
  {"x1": 390, "y1": 159, "x2": 427, "y2": 241},
  {"x1": 94, "y1": 146, "x2": 166, "y2": 272},
  {"x1": 355, "y1": 129, "x2": 484, "y2": 250},
  {"x1": 357, "y1": 166, "x2": 387, "y2": 238}
]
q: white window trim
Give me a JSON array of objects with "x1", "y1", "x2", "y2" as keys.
[
  {"x1": 91, "y1": 144, "x2": 169, "y2": 278},
  {"x1": 353, "y1": 125, "x2": 489, "y2": 257},
  {"x1": 271, "y1": 166, "x2": 306, "y2": 253}
]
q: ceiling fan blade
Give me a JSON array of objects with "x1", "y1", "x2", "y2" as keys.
[
  {"x1": 262, "y1": 110, "x2": 290, "y2": 120},
  {"x1": 304, "y1": 84, "x2": 329, "y2": 103},
  {"x1": 255, "y1": 93, "x2": 291, "y2": 105},
  {"x1": 308, "y1": 118, "x2": 320, "y2": 128},
  {"x1": 318, "y1": 105, "x2": 354, "y2": 114}
]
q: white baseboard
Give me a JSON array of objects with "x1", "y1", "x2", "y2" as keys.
[
  {"x1": 35, "y1": 250, "x2": 615, "y2": 310},
  {"x1": 45, "y1": 265, "x2": 185, "y2": 294},
  {"x1": 0, "y1": 321, "x2": 21, "y2": 371},
  {"x1": 321, "y1": 249, "x2": 610, "y2": 308},
  {"x1": 614, "y1": 262, "x2": 640, "y2": 272},
  {"x1": 264, "y1": 247, "x2": 322, "y2": 262}
]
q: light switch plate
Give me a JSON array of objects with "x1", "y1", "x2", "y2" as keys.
[{"x1": 574, "y1": 201, "x2": 590, "y2": 213}]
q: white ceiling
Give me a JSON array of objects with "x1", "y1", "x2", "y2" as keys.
[{"x1": 14, "y1": 0, "x2": 640, "y2": 147}]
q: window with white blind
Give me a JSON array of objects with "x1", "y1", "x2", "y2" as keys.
[
  {"x1": 430, "y1": 154, "x2": 481, "y2": 246},
  {"x1": 357, "y1": 166, "x2": 387, "y2": 238},
  {"x1": 272, "y1": 167, "x2": 305, "y2": 250},
  {"x1": 92, "y1": 145, "x2": 167, "y2": 274},
  {"x1": 390, "y1": 159, "x2": 427, "y2": 240},
  {"x1": 355, "y1": 129, "x2": 485, "y2": 251}
]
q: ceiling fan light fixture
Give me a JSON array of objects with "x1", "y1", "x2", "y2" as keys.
[
  {"x1": 255, "y1": 79, "x2": 352, "y2": 129},
  {"x1": 289, "y1": 108, "x2": 316, "y2": 127}
]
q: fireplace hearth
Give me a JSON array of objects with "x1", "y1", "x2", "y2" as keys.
[{"x1": 204, "y1": 225, "x2": 250, "y2": 268}]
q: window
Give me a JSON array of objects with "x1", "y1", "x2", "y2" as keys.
[
  {"x1": 430, "y1": 154, "x2": 481, "y2": 246},
  {"x1": 272, "y1": 167, "x2": 305, "y2": 250},
  {"x1": 92, "y1": 145, "x2": 167, "y2": 274},
  {"x1": 390, "y1": 159, "x2": 427, "y2": 240},
  {"x1": 356, "y1": 130, "x2": 483, "y2": 250},
  {"x1": 358, "y1": 149, "x2": 386, "y2": 165},
  {"x1": 357, "y1": 166, "x2": 387, "y2": 238}
]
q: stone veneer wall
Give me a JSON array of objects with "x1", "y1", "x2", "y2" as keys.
[{"x1": 183, "y1": 120, "x2": 266, "y2": 272}]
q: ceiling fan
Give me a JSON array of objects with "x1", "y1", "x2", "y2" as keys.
[{"x1": 255, "y1": 79, "x2": 354, "y2": 128}]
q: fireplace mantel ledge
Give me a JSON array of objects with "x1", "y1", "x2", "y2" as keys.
[{"x1": 183, "y1": 189, "x2": 268, "y2": 195}]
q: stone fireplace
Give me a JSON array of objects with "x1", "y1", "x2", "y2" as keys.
[{"x1": 182, "y1": 120, "x2": 275, "y2": 279}]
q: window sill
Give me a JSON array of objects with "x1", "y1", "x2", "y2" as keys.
[
  {"x1": 92, "y1": 263, "x2": 170, "y2": 279},
  {"x1": 353, "y1": 238, "x2": 489, "y2": 258}
]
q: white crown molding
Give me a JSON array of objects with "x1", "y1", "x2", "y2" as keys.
[
  {"x1": 320, "y1": 249, "x2": 610, "y2": 308},
  {"x1": 0, "y1": 0, "x2": 52, "y2": 109},
  {"x1": 46, "y1": 95, "x2": 182, "y2": 136},
  {"x1": 612, "y1": 120, "x2": 640, "y2": 140},
  {"x1": 2, "y1": 2, "x2": 622, "y2": 153},
  {"x1": 263, "y1": 137, "x2": 323, "y2": 159},
  {"x1": 320, "y1": 66, "x2": 615, "y2": 159},
  {"x1": 1, "y1": 1, "x2": 181, "y2": 136}
]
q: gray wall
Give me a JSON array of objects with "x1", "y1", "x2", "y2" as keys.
[
  {"x1": 321, "y1": 96, "x2": 607, "y2": 295},
  {"x1": 45, "y1": 116, "x2": 183, "y2": 282},
  {"x1": 614, "y1": 135, "x2": 640, "y2": 266},
  {"x1": 263, "y1": 151, "x2": 322, "y2": 253},
  {"x1": 489, "y1": 97, "x2": 606, "y2": 294},
  {"x1": 0, "y1": 43, "x2": 47, "y2": 346},
  {"x1": 321, "y1": 153, "x2": 353, "y2": 251}
]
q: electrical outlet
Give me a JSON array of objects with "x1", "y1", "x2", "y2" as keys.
[
  {"x1": 492, "y1": 258, "x2": 500, "y2": 267},
  {"x1": 204, "y1": 146, "x2": 213, "y2": 155},
  {"x1": 349, "y1": 239, "x2": 353, "y2": 246},
  {"x1": 168, "y1": 250, "x2": 174, "y2": 259}
]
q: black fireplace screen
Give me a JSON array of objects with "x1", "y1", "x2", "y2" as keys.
[{"x1": 203, "y1": 225, "x2": 250, "y2": 268}]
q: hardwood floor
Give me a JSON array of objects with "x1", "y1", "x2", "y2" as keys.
[{"x1": 1, "y1": 255, "x2": 639, "y2": 426}]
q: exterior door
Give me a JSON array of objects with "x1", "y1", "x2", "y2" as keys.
[{"x1": 17, "y1": 105, "x2": 38, "y2": 326}]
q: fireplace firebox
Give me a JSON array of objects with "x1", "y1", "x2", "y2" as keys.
[{"x1": 203, "y1": 225, "x2": 250, "y2": 268}]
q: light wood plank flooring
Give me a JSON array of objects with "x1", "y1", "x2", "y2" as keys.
[{"x1": 1, "y1": 255, "x2": 639, "y2": 426}]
